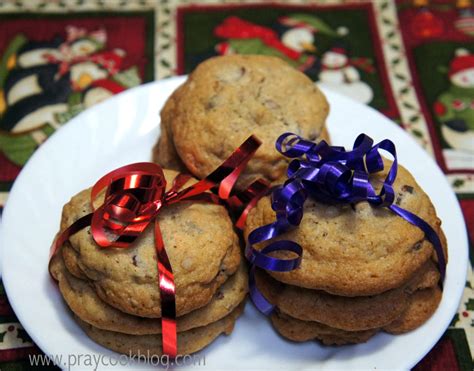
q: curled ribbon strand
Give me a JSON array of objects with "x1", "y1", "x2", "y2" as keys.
[
  {"x1": 245, "y1": 133, "x2": 446, "y2": 315},
  {"x1": 50, "y1": 135, "x2": 263, "y2": 357}
]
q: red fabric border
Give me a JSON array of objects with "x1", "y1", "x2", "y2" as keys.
[
  {"x1": 414, "y1": 335, "x2": 460, "y2": 371},
  {"x1": 0, "y1": 346, "x2": 41, "y2": 363}
]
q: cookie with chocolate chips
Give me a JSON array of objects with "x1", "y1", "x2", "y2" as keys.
[
  {"x1": 156, "y1": 55, "x2": 329, "y2": 187},
  {"x1": 383, "y1": 287, "x2": 442, "y2": 334},
  {"x1": 245, "y1": 160, "x2": 444, "y2": 296},
  {"x1": 50, "y1": 253, "x2": 248, "y2": 335},
  {"x1": 269, "y1": 261, "x2": 443, "y2": 346},
  {"x1": 152, "y1": 84, "x2": 187, "y2": 172},
  {"x1": 76, "y1": 302, "x2": 245, "y2": 356},
  {"x1": 59, "y1": 169, "x2": 241, "y2": 318},
  {"x1": 270, "y1": 282, "x2": 442, "y2": 346},
  {"x1": 254, "y1": 258, "x2": 440, "y2": 332},
  {"x1": 270, "y1": 311, "x2": 377, "y2": 345}
]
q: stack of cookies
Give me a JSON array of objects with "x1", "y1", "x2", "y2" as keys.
[
  {"x1": 50, "y1": 169, "x2": 248, "y2": 356},
  {"x1": 244, "y1": 161, "x2": 447, "y2": 345},
  {"x1": 50, "y1": 53, "x2": 448, "y2": 357},
  {"x1": 153, "y1": 54, "x2": 330, "y2": 188}
]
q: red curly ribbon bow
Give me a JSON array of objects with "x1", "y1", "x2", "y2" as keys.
[{"x1": 49, "y1": 135, "x2": 265, "y2": 357}]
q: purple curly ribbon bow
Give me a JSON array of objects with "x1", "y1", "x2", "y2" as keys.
[{"x1": 245, "y1": 133, "x2": 446, "y2": 315}]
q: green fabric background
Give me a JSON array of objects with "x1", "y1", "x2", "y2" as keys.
[{"x1": 182, "y1": 7, "x2": 389, "y2": 112}]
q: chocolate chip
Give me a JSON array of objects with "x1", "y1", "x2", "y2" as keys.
[
  {"x1": 205, "y1": 100, "x2": 216, "y2": 110},
  {"x1": 402, "y1": 185, "x2": 414, "y2": 194},
  {"x1": 412, "y1": 242, "x2": 422, "y2": 251},
  {"x1": 206, "y1": 95, "x2": 221, "y2": 110},
  {"x1": 395, "y1": 195, "x2": 403, "y2": 205},
  {"x1": 216, "y1": 291, "x2": 224, "y2": 300},
  {"x1": 308, "y1": 132, "x2": 318, "y2": 141},
  {"x1": 322, "y1": 232, "x2": 328, "y2": 237},
  {"x1": 132, "y1": 255, "x2": 138, "y2": 267}
]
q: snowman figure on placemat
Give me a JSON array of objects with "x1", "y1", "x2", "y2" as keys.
[
  {"x1": 44, "y1": 26, "x2": 127, "y2": 109},
  {"x1": 434, "y1": 48, "x2": 474, "y2": 161},
  {"x1": 214, "y1": 14, "x2": 347, "y2": 74},
  {"x1": 70, "y1": 49, "x2": 127, "y2": 105},
  {"x1": 317, "y1": 42, "x2": 374, "y2": 105},
  {"x1": 433, "y1": 49, "x2": 474, "y2": 169},
  {"x1": 0, "y1": 26, "x2": 108, "y2": 133},
  {"x1": 0, "y1": 26, "x2": 142, "y2": 171},
  {"x1": 0, "y1": 27, "x2": 132, "y2": 133},
  {"x1": 214, "y1": 16, "x2": 317, "y2": 71}
]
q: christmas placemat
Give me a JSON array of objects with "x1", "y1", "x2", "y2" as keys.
[{"x1": 0, "y1": 0, "x2": 472, "y2": 370}]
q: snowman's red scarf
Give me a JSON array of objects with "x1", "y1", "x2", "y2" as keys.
[{"x1": 42, "y1": 50, "x2": 121, "y2": 79}]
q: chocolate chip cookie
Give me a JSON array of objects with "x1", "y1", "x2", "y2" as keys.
[
  {"x1": 163, "y1": 55, "x2": 330, "y2": 187},
  {"x1": 50, "y1": 253, "x2": 248, "y2": 335},
  {"x1": 59, "y1": 169, "x2": 241, "y2": 318},
  {"x1": 245, "y1": 161, "x2": 444, "y2": 296}
]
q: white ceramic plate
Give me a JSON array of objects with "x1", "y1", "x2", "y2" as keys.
[{"x1": 0, "y1": 77, "x2": 468, "y2": 370}]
